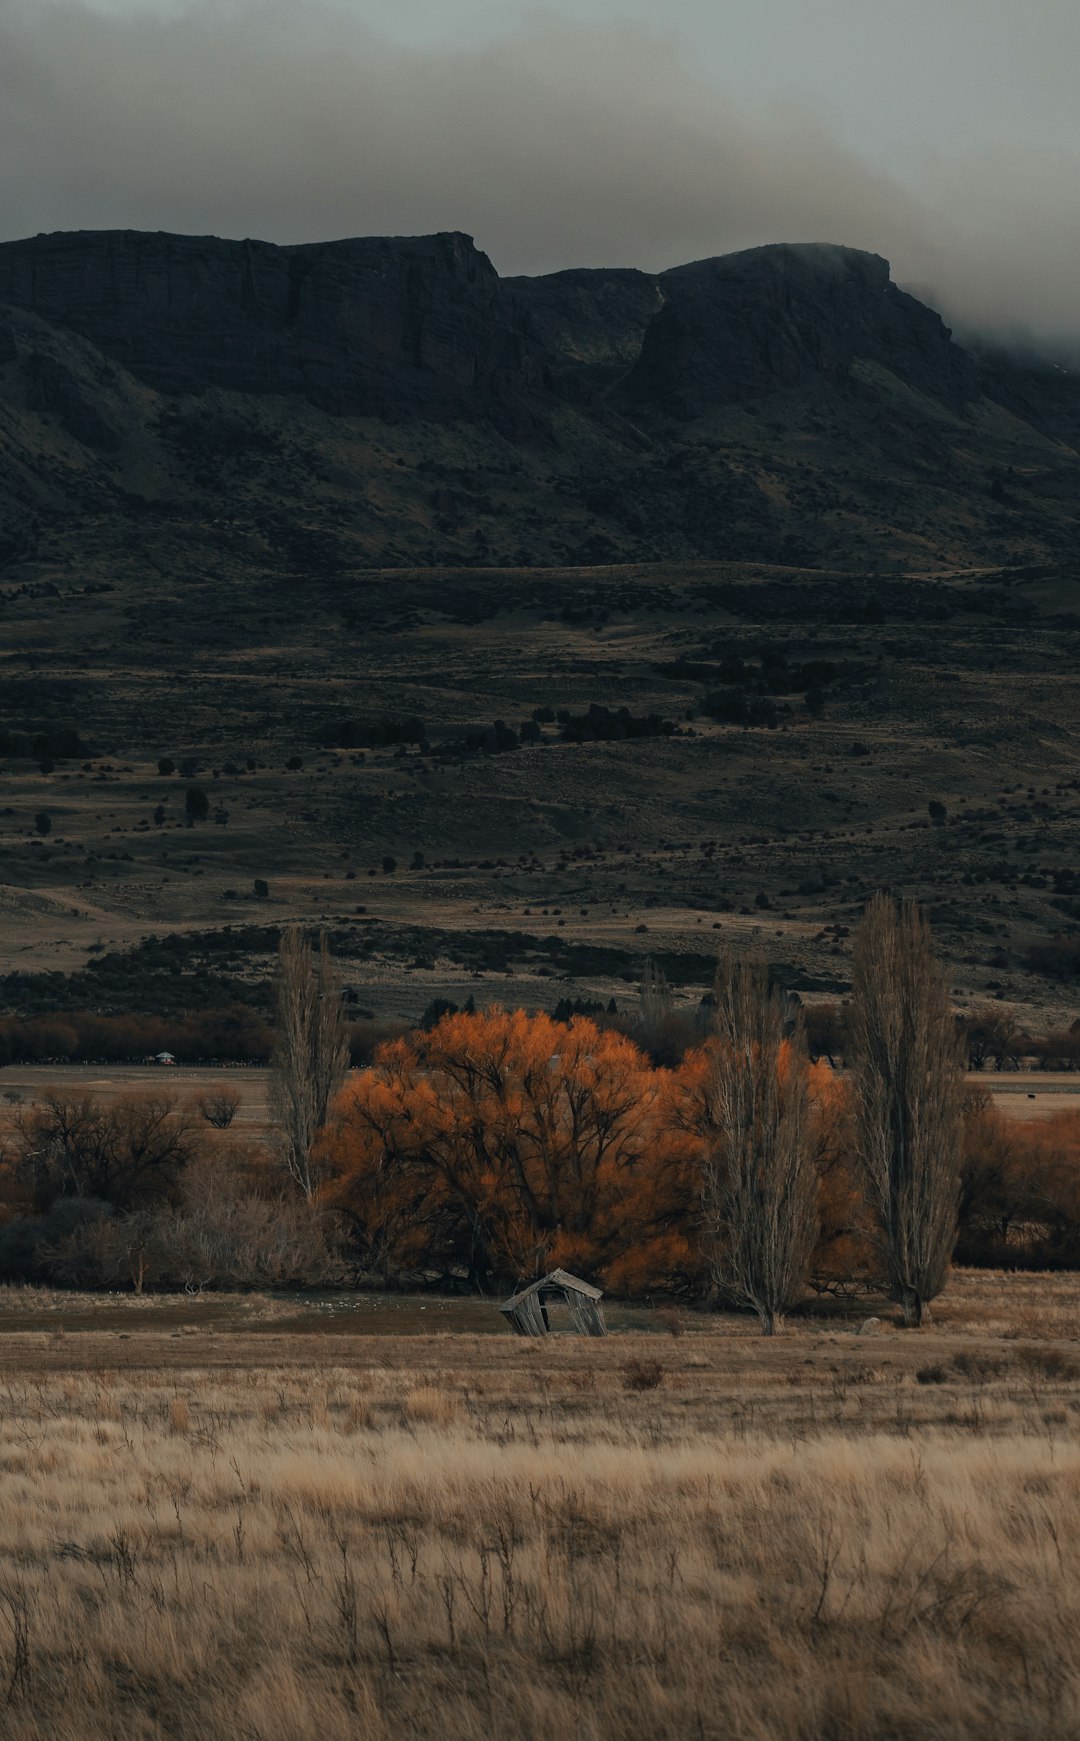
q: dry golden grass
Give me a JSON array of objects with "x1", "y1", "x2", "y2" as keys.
[{"x1": 0, "y1": 1271, "x2": 1078, "y2": 1737}]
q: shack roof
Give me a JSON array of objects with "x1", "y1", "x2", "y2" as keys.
[{"x1": 500, "y1": 1268, "x2": 603, "y2": 1313}]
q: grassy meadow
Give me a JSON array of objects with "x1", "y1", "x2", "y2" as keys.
[
  {"x1": 3, "y1": 1059, "x2": 1077, "y2": 1127},
  {"x1": 0, "y1": 1272, "x2": 1078, "y2": 1739}
]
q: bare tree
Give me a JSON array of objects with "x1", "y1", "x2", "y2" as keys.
[
  {"x1": 848, "y1": 894, "x2": 963, "y2": 1327},
  {"x1": 14, "y1": 1092, "x2": 198, "y2": 1211},
  {"x1": 703, "y1": 956, "x2": 819, "y2": 1335},
  {"x1": 963, "y1": 1003, "x2": 1019, "y2": 1073},
  {"x1": 634, "y1": 957, "x2": 694, "y2": 1065},
  {"x1": 196, "y1": 1087, "x2": 242, "y2": 1129},
  {"x1": 638, "y1": 958, "x2": 673, "y2": 1032},
  {"x1": 269, "y1": 929, "x2": 350, "y2": 1199}
]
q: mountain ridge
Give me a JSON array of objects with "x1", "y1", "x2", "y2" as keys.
[{"x1": 0, "y1": 227, "x2": 1077, "y2": 582}]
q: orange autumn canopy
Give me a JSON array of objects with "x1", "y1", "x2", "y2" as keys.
[{"x1": 321, "y1": 1006, "x2": 703, "y2": 1291}]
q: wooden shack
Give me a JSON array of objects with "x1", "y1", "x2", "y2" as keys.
[{"x1": 499, "y1": 1269, "x2": 606, "y2": 1337}]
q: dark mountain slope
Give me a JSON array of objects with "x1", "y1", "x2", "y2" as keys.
[
  {"x1": 0, "y1": 229, "x2": 541, "y2": 426},
  {"x1": 0, "y1": 228, "x2": 1077, "y2": 583},
  {"x1": 504, "y1": 266, "x2": 662, "y2": 401},
  {"x1": 2, "y1": 233, "x2": 1080, "y2": 1025},
  {"x1": 617, "y1": 244, "x2": 975, "y2": 417}
]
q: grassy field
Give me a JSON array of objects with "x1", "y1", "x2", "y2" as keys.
[
  {"x1": 3, "y1": 1061, "x2": 1078, "y2": 1124},
  {"x1": 0, "y1": 1271, "x2": 1078, "y2": 1738},
  {"x1": 0, "y1": 1063, "x2": 274, "y2": 1136}
]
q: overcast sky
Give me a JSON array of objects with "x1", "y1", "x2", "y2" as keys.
[{"x1": 2, "y1": 0, "x2": 1078, "y2": 338}]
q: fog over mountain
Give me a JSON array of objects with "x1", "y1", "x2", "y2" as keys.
[{"x1": 2, "y1": 0, "x2": 1079, "y2": 346}]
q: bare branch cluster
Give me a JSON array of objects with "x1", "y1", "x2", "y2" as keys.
[
  {"x1": 849, "y1": 893, "x2": 963, "y2": 1326},
  {"x1": 703, "y1": 956, "x2": 819, "y2": 1335},
  {"x1": 269, "y1": 929, "x2": 350, "y2": 1199}
]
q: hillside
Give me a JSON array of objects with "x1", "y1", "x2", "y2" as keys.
[
  {"x1": 0, "y1": 229, "x2": 1078, "y2": 578},
  {"x1": 0, "y1": 229, "x2": 1078, "y2": 1031}
]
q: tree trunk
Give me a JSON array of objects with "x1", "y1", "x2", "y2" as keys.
[{"x1": 900, "y1": 1286, "x2": 923, "y2": 1328}]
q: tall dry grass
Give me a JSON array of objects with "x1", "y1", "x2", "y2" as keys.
[{"x1": 0, "y1": 1329, "x2": 1078, "y2": 1738}]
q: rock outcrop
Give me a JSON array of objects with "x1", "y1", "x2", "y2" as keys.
[
  {"x1": 617, "y1": 244, "x2": 975, "y2": 418},
  {"x1": 504, "y1": 266, "x2": 662, "y2": 402},
  {"x1": 0, "y1": 231, "x2": 980, "y2": 427},
  {"x1": 0, "y1": 229, "x2": 543, "y2": 426},
  {"x1": 0, "y1": 227, "x2": 1076, "y2": 577}
]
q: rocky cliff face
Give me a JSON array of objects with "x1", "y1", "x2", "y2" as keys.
[
  {"x1": 617, "y1": 244, "x2": 975, "y2": 418},
  {"x1": 0, "y1": 227, "x2": 1076, "y2": 579},
  {"x1": 0, "y1": 229, "x2": 543, "y2": 425},
  {"x1": 0, "y1": 231, "x2": 980, "y2": 426},
  {"x1": 504, "y1": 267, "x2": 662, "y2": 403}
]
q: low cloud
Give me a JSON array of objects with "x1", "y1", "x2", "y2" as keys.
[{"x1": 1, "y1": 1, "x2": 1078, "y2": 341}]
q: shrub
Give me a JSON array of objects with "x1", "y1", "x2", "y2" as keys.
[
  {"x1": 1027, "y1": 936, "x2": 1080, "y2": 982},
  {"x1": 418, "y1": 996, "x2": 465, "y2": 1031},
  {"x1": 0, "y1": 1198, "x2": 111, "y2": 1284},
  {"x1": 1016, "y1": 1345, "x2": 1080, "y2": 1383},
  {"x1": 559, "y1": 704, "x2": 674, "y2": 744},
  {"x1": 655, "y1": 1305, "x2": 685, "y2": 1338},
  {"x1": 48, "y1": 1191, "x2": 340, "y2": 1292},
  {"x1": 196, "y1": 1088, "x2": 242, "y2": 1129},
  {"x1": 622, "y1": 1358, "x2": 665, "y2": 1392},
  {"x1": 701, "y1": 690, "x2": 778, "y2": 728},
  {"x1": 11, "y1": 1092, "x2": 201, "y2": 1212},
  {"x1": 34, "y1": 811, "x2": 51, "y2": 836},
  {"x1": 347, "y1": 1018, "x2": 412, "y2": 1066},
  {"x1": 915, "y1": 1364, "x2": 949, "y2": 1385},
  {"x1": 461, "y1": 720, "x2": 519, "y2": 753}
]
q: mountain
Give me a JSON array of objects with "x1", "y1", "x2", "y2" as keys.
[
  {"x1": 617, "y1": 244, "x2": 975, "y2": 416},
  {"x1": 0, "y1": 227, "x2": 1077, "y2": 584},
  {"x1": 2, "y1": 230, "x2": 1080, "y2": 1028},
  {"x1": 0, "y1": 229, "x2": 535, "y2": 418}
]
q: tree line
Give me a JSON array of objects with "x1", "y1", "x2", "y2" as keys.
[
  {"x1": 319, "y1": 895, "x2": 963, "y2": 1330},
  {"x1": 2, "y1": 901, "x2": 1079, "y2": 1320},
  {"x1": 805, "y1": 998, "x2": 1080, "y2": 1075},
  {"x1": 0, "y1": 1005, "x2": 274, "y2": 1067}
]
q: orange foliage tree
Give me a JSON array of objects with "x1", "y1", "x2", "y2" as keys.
[
  {"x1": 321, "y1": 1005, "x2": 867, "y2": 1299},
  {"x1": 803, "y1": 1065, "x2": 877, "y2": 1293},
  {"x1": 320, "y1": 1007, "x2": 701, "y2": 1292}
]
